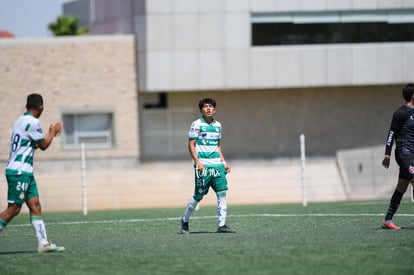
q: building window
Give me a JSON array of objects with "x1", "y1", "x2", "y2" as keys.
[
  {"x1": 143, "y1": 92, "x2": 167, "y2": 109},
  {"x1": 140, "y1": 93, "x2": 193, "y2": 160},
  {"x1": 252, "y1": 10, "x2": 414, "y2": 46},
  {"x1": 62, "y1": 112, "x2": 114, "y2": 149}
]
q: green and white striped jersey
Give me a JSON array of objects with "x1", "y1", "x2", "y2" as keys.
[
  {"x1": 188, "y1": 116, "x2": 222, "y2": 167},
  {"x1": 6, "y1": 112, "x2": 45, "y2": 176}
]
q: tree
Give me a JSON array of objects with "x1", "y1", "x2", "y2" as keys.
[{"x1": 48, "y1": 15, "x2": 88, "y2": 36}]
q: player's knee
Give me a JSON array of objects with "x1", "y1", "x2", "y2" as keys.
[
  {"x1": 7, "y1": 203, "x2": 22, "y2": 217},
  {"x1": 216, "y1": 191, "x2": 227, "y2": 197},
  {"x1": 193, "y1": 194, "x2": 204, "y2": 202}
]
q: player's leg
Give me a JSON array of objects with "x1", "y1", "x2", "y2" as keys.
[
  {"x1": 0, "y1": 174, "x2": 25, "y2": 233},
  {"x1": 213, "y1": 167, "x2": 235, "y2": 233},
  {"x1": 382, "y1": 178, "x2": 410, "y2": 230},
  {"x1": 180, "y1": 197, "x2": 197, "y2": 234},
  {"x1": 216, "y1": 191, "x2": 228, "y2": 226},
  {"x1": 26, "y1": 177, "x2": 64, "y2": 252},
  {"x1": 0, "y1": 203, "x2": 23, "y2": 233},
  {"x1": 26, "y1": 196, "x2": 64, "y2": 253},
  {"x1": 180, "y1": 169, "x2": 210, "y2": 234},
  {"x1": 26, "y1": 196, "x2": 48, "y2": 245},
  {"x1": 382, "y1": 154, "x2": 414, "y2": 229}
]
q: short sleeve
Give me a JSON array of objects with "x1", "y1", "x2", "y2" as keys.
[
  {"x1": 29, "y1": 121, "x2": 45, "y2": 142},
  {"x1": 188, "y1": 121, "x2": 199, "y2": 140}
]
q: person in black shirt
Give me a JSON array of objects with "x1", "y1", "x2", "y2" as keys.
[{"x1": 381, "y1": 83, "x2": 414, "y2": 229}]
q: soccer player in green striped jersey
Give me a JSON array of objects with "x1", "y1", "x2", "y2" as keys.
[
  {"x1": 180, "y1": 98, "x2": 235, "y2": 233},
  {"x1": 0, "y1": 94, "x2": 65, "y2": 253}
]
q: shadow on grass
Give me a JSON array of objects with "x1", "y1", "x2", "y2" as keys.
[
  {"x1": 177, "y1": 231, "x2": 216, "y2": 234},
  {"x1": 178, "y1": 231, "x2": 237, "y2": 234},
  {"x1": 178, "y1": 231, "x2": 217, "y2": 235},
  {"x1": 372, "y1": 226, "x2": 414, "y2": 231},
  {"x1": 190, "y1": 231, "x2": 217, "y2": 234},
  {"x1": 401, "y1": 226, "x2": 414, "y2": 230},
  {"x1": 0, "y1": 250, "x2": 36, "y2": 255}
]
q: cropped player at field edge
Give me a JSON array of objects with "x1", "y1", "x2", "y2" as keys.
[
  {"x1": 0, "y1": 94, "x2": 65, "y2": 252},
  {"x1": 381, "y1": 83, "x2": 414, "y2": 230},
  {"x1": 180, "y1": 98, "x2": 235, "y2": 233}
]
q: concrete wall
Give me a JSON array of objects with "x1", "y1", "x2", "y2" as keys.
[
  {"x1": 135, "y1": 0, "x2": 414, "y2": 91},
  {"x1": 337, "y1": 145, "x2": 399, "y2": 200},
  {"x1": 0, "y1": 35, "x2": 139, "y2": 162},
  {"x1": 140, "y1": 85, "x2": 404, "y2": 159},
  {"x1": 0, "y1": 157, "x2": 346, "y2": 212},
  {"x1": 69, "y1": 0, "x2": 414, "y2": 92}
]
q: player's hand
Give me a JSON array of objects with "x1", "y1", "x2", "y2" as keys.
[
  {"x1": 382, "y1": 155, "x2": 391, "y2": 169},
  {"x1": 196, "y1": 161, "x2": 205, "y2": 173},
  {"x1": 224, "y1": 163, "x2": 231, "y2": 173},
  {"x1": 49, "y1": 122, "x2": 62, "y2": 137}
]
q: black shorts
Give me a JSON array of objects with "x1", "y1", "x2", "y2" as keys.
[{"x1": 395, "y1": 151, "x2": 414, "y2": 180}]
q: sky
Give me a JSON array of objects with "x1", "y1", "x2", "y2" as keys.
[{"x1": 0, "y1": 0, "x2": 69, "y2": 38}]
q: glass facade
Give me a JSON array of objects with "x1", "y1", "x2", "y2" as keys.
[{"x1": 252, "y1": 10, "x2": 414, "y2": 46}]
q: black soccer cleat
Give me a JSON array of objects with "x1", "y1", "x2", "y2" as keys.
[
  {"x1": 180, "y1": 217, "x2": 189, "y2": 234},
  {"x1": 217, "y1": 225, "x2": 236, "y2": 233}
]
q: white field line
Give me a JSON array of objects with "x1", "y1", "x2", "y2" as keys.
[{"x1": 8, "y1": 213, "x2": 414, "y2": 227}]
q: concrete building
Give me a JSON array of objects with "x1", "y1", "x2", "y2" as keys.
[
  {"x1": 64, "y1": 0, "x2": 414, "y2": 160},
  {"x1": 0, "y1": 36, "x2": 139, "y2": 165},
  {"x1": 1, "y1": 0, "x2": 413, "y2": 211}
]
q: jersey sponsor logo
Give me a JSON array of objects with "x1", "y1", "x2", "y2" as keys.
[
  {"x1": 198, "y1": 139, "x2": 218, "y2": 146},
  {"x1": 409, "y1": 165, "x2": 414, "y2": 174},
  {"x1": 196, "y1": 168, "x2": 221, "y2": 178}
]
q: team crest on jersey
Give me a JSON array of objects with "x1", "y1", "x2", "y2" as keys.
[{"x1": 409, "y1": 165, "x2": 414, "y2": 174}]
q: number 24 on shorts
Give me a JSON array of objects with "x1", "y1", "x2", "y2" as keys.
[{"x1": 16, "y1": 181, "x2": 29, "y2": 191}]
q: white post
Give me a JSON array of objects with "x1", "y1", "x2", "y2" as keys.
[
  {"x1": 81, "y1": 142, "x2": 88, "y2": 216},
  {"x1": 300, "y1": 134, "x2": 307, "y2": 207}
]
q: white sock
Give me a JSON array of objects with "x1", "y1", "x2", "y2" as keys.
[
  {"x1": 182, "y1": 197, "x2": 198, "y2": 222},
  {"x1": 217, "y1": 196, "x2": 227, "y2": 227},
  {"x1": 31, "y1": 216, "x2": 48, "y2": 246}
]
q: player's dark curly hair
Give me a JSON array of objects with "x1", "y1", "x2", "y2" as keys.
[
  {"x1": 402, "y1": 83, "x2": 414, "y2": 102},
  {"x1": 26, "y1": 93, "x2": 43, "y2": 109},
  {"x1": 198, "y1": 98, "x2": 216, "y2": 109}
]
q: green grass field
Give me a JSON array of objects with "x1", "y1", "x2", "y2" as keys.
[{"x1": 0, "y1": 200, "x2": 413, "y2": 275}]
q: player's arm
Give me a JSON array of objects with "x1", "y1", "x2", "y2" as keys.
[
  {"x1": 383, "y1": 110, "x2": 404, "y2": 168},
  {"x1": 37, "y1": 123, "x2": 61, "y2": 151},
  {"x1": 188, "y1": 139, "x2": 204, "y2": 171},
  {"x1": 382, "y1": 127, "x2": 398, "y2": 168},
  {"x1": 218, "y1": 142, "x2": 230, "y2": 173}
]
